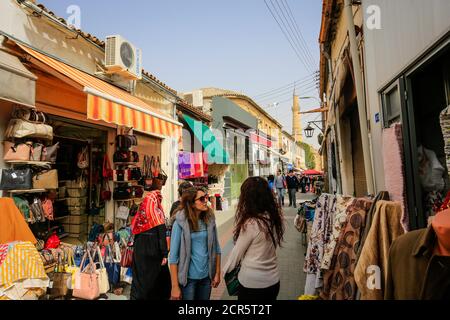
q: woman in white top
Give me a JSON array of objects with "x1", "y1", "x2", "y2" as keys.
[{"x1": 223, "y1": 177, "x2": 285, "y2": 300}]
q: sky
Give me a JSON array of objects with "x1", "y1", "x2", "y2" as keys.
[{"x1": 39, "y1": 0, "x2": 323, "y2": 148}]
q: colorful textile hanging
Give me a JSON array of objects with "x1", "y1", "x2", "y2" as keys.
[
  {"x1": 320, "y1": 198, "x2": 373, "y2": 300},
  {"x1": 440, "y1": 105, "x2": 450, "y2": 175}
]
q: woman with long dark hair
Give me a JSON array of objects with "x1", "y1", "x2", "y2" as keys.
[
  {"x1": 224, "y1": 177, "x2": 285, "y2": 300},
  {"x1": 169, "y1": 187, "x2": 221, "y2": 300}
]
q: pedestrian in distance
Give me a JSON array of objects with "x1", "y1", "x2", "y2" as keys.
[
  {"x1": 169, "y1": 186, "x2": 222, "y2": 300},
  {"x1": 274, "y1": 170, "x2": 286, "y2": 207},
  {"x1": 130, "y1": 177, "x2": 171, "y2": 300},
  {"x1": 286, "y1": 170, "x2": 299, "y2": 208},
  {"x1": 224, "y1": 177, "x2": 285, "y2": 301}
]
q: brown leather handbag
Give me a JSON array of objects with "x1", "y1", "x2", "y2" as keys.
[
  {"x1": 33, "y1": 169, "x2": 59, "y2": 190},
  {"x1": 3, "y1": 142, "x2": 32, "y2": 161}
]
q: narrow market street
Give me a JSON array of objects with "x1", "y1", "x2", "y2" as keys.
[{"x1": 2, "y1": 0, "x2": 450, "y2": 306}]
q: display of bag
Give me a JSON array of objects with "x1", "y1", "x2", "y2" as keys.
[
  {"x1": 113, "y1": 169, "x2": 131, "y2": 182},
  {"x1": 115, "y1": 135, "x2": 137, "y2": 150},
  {"x1": 113, "y1": 186, "x2": 132, "y2": 200},
  {"x1": 100, "y1": 181, "x2": 112, "y2": 202},
  {"x1": 102, "y1": 154, "x2": 113, "y2": 180},
  {"x1": 131, "y1": 186, "x2": 144, "y2": 198},
  {"x1": 3, "y1": 142, "x2": 32, "y2": 161},
  {"x1": 41, "y1": 142, "x2": 59, "y2": 163},
  {"x1": 50, "y1": 254, "x2": 71, "y2": 298},
  {"x1": 45, "y1": 232, "x2": 61, "y2": 249},
  {"x1": 41, "y1": 197, "x2": 54, "y2": 221},
  {"x1": 77, "y1": 147, "x2": 89, "y2": 169},
  {"x1": 155, "y1": 169, "x2": 168, "y2": 186},
  {"x1": 129, "y1": 202, "x2": 139, "y2": 217},
  {"x1": 95, "y1": 246, "x2": 110, "y2": 295},
  {"x1": 33, "y1": 169, "x2": 58, "y2": 190},
  {"x1": 73, "y1": 250, "x2": 100, "y2": 300},
  {"x1": 97, "y1": 232, "x2": 115, "y2": 247},
  {"x1": 116, "y1": 203, "x2": 130, "y2": 220},
  {"x1": 13, "y1": 196, "x2": 32, "y2": 222},
  {"x1": 120, "y1": 239, "x2": 133, "y2": 268},
  {"x1": 30, "y1": 143, "x2": 44, "y2": 161},
  {"x1": 113, "y1": 151, "x2": 131, "y2": 163},
  {"x1": 5, "y1": 118, "x2": 53, "y2": 140},
  {"x1": 65, "y1": 251, "x2": 79, "y2": 290},
  {"x1": 131, "y1": 151, "x2": 139, "y2": 163},
  {"x1": 130, "y1": 167, "x2": 142, "y2": 181},
  {"x1": 0, "y1": 168, "x2": 32, "y2": 190},
  {"x1": 104, "y1": 243, "x2": 121, "y2": 287},
  {"x1": 152, "y1": 156, "x2": 160, "y2": 178},
  {"x1": 141, "y1": 155, "x2": 153, "y2": 191}
]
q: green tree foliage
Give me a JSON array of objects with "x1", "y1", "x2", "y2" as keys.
[{"x1": 299, "y1": 142, "x2": 316, "y2": 169}]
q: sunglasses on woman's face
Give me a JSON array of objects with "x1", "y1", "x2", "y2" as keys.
[{"x1": 195, "y1": 195, "x2": 209, "y2": 203}]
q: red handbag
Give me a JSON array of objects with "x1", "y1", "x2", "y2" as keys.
[
  {"x1": 45, "y1": 232, "x2": 61, "y2": 249},
  {"x1": 103, "y1": 154, "x2": 113, "y2": 180},
  {"x1": 120, "y1": 239, "x2": 133, "y2": 268},
  {"x1": 101, "y1": 181, "x2": 111, "y2": 201}
]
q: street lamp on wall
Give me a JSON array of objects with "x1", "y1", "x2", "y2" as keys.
[
  {"x1": 304, "y1": 121, "x2": 325, "y2": 138},
  {"x1": 304, "y1": 124, "x2": 315, "y2": 138}
]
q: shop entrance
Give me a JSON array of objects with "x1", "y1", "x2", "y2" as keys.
[
  {"x1": 398, "y1": 43, "x2": 450, "y2": 229},
  {"x1": 50, "y1": 116, "x2": 109, "y2": 242}
]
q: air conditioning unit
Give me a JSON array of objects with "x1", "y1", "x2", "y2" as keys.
[{"x1": 105, "y1": 35, "x2": 142, "y2": 80}]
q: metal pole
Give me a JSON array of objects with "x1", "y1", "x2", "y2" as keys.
[{"x1": 343, "y1": 0, "x2": 375, "y2": 195}]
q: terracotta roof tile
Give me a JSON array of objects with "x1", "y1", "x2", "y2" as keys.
[
  {"x1": 177, "y1": 99, "x2": 212, "y2": 123},
  {"x1": 33, "y1": 1, "x2": 176, "y2": 94}
]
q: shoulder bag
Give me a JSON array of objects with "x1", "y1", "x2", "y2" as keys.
[
  {"x1": 33, "y1": 169, "x2": 58, "y2": 190},
  {"x1": 3, "y1": 142, "x2": 32, "y2": 161},
  {"x1": 102, "y1": 154, "x2": 113, "y2": 180},
  {"x1": 5, "y1": 113, "x2": 53, "y2": 140},
  {"x1": 0, "y1": 168, "x2": 32, "y2": 190},
  {"x1": 41, "y1": 142, "x2": 59, "y2": 163},
  {"x1": 73, "y1": 249, "x2": 100, "y2": 300},
  {"x1": 31, "y1": 143, "x2": 44, "y2": 161},
  {"x1": 95, "y1": 246, "x2": 110, "y2": 295},
  {"x1": 41, "y1": 197, "x2": 54, "y2": 221},
  {"x1": 120, "y1": 238, "x2": 133, "y2": 268},
  {"x1": 224, "y1": 265, "x2": 241, "y2": 297},
  {"x1": 50, "y1": 253, "x2": 71, "y2": 298},
  {"x1": 77, "y1": 147, "x2": 89, "y2": 169},
  {"x1": 116, "y1": 202, "x2": 130, "y2": 221}
]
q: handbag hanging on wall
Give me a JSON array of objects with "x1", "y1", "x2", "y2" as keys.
[
  {"x1": 102, "y1": 154, "x2": 113, "y2": 180},
  {"x1": 77, "y1": 146, "x2": 89, "y2": 169},
  {"x1": 141, "y1": 155, "x2": 153, "y2": 191}
]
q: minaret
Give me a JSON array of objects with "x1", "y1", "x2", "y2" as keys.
[{"x1": 292, "y1": 90, "x2": 303, "y2": 142}]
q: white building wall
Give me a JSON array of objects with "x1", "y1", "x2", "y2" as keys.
[{"x1": 362, "y1": 0, "x2": 450, "y2": 191}]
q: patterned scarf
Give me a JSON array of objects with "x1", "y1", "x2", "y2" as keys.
[
  {"x1": 320, "y1": 198, "x2": 373, "y2": 300},
  {"x1": 131, "y1": 191, "x2": 166, "y2": 235}
]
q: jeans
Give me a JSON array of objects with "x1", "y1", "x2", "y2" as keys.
[
  {"x1": 182, "y1": 277, "x2": 212, "y2": 300},
  {"x1": 276, "y1": 188, "x2": 284, "y2": 207},
  {"x1": 288, "y1": 189, "x2": 297, "y2": 207},
  {"x1": 238, "y1": 282, "x2": 280, "y2": 301}
]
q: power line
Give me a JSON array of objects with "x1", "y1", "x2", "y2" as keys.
[
  {"x1": 253, "y1": 75, "x2": 316, "y2": 100},
  {"x1": 263, "y1": 0, "x2": 312, "y2": 73},
  {"x1": 257, "y1": 82, "x2": 318, "y2": 103},
  {"x1": 252, "y1": 72, "x2": 316, "y2": 98},
  {"x1": 282, "y1": 0, "x2": 317, "y2": 68},
  {"x1": 271, "y1": 0, "x2": 315, "y2": 73}
]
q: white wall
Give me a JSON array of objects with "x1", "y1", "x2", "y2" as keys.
[{"x1": 362, "y1": 0, "x2": 450, "y2": 191}]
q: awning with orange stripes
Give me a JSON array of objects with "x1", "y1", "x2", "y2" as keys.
[{"x1": 18, "y1": 44, "x2": 182, "y2": 139}]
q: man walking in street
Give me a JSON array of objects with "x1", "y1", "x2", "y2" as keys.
[
  {"x1": 274, "y1": 170, "x2": 286, "y2": 207},
  {"x1": 286, "y1": 170, "x2": 299, "y2": 208}
]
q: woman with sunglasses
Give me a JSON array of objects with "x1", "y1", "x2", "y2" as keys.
[
  {"x1": 223, "y1": 177, "x2": 285, "y2": 300},
  {"x1": 169, "y1": 187, "x2": 222, "y2": 300}
]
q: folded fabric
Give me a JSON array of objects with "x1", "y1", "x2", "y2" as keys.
[
  {"x1": 354, "y1": 201, "x2": 405, "y2": 300},
  {"x1": 0, "y1": 242, "x2": 49, "y2": 300}
]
